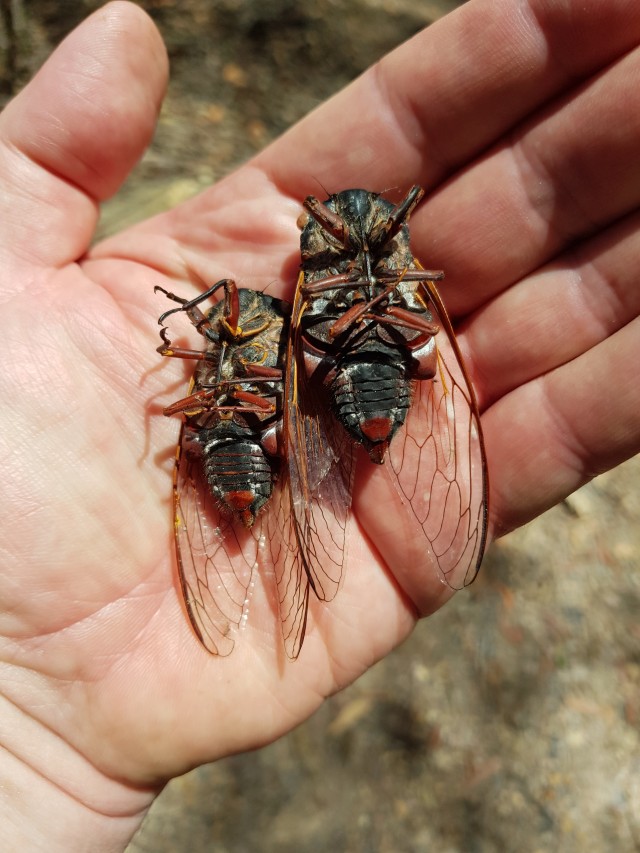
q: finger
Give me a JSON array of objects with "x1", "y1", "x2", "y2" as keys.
[
  {"x1": 416, "y1": 41, "x2": 640, "y2": 316},
  {"x1": 257, "y1": 0, "x2": 640, "y2": 198},
  {"x1": 485, "y1": 316, "x2": 640, "y2": 535},
  {"x1": 467, "y1": 210, "x2": 640, "y2": 409},
  {"x1": 0, "y1": 1, "x2": 167, "y2": 276}
]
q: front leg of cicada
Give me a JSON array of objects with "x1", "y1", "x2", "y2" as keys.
[
  {"x1": 303, "y1": 195, "x2": 351, "y2": 249},
  {"x1": 219, "y1": 278, "x2": 241, "y2": 338},
  {"x1": 156, "y1": 332, "x2": 215, "y2": 360},
  {"x1": 369, "y1": 185, "x2": 424, "y2": 249},
  {"x1": 154, "y1": 279, "x2": 235, "y2": 356}
]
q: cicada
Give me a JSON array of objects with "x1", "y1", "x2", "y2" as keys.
[
  {"x1": 287, "y1": 186, "x2": 488, "y2": 592},
  {"x1": 156, "y1": 278, "x2": 310, "y2": 657}
]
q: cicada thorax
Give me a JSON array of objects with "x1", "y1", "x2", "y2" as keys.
[
  {"x1": 298, "y1": 189, "x2": 439, "y2": 462},
  {"x1": 177, "y1": 289, "x2": 287, "y2": 528}
]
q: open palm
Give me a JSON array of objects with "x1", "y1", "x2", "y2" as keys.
[{"x1": 1, "y1": 1, "x2": 639, "y2": 845}]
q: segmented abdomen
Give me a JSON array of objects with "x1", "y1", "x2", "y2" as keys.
[
  {"x1": 202, "y1": 434, "x2": 275, "y2": 526},
  {"x1": 331, "y1": 356, "x2": 411, "y2": 462}
]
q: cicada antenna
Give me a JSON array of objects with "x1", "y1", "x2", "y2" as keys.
[{"x1": 310, "y1": 176, "x2": 332, "y2": 198}]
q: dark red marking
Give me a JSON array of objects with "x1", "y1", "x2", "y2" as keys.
[{"x1": 361, "y1": 416, "x2": 393, "y2": 443}]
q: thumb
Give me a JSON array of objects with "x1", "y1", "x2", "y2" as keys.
[{"x1": 0, "y1": 1, "x2": 167, "y2": 277}]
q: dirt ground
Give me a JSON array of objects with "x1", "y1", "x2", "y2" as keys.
[{"x1": 5, "y1": 2, "x2": 639, "y2": 851}]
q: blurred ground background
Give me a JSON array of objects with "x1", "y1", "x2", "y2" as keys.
[{"x1": 2, "y1": 2, "x2": 639, "y2": 851}]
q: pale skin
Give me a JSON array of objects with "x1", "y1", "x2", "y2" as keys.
[{"x1": 1, "y1": 0, "x2": 639, "y2": 848}]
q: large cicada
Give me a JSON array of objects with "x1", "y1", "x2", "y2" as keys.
[
  {"x1": 287, "y1": 186, "x2": 488, "y2": 593},
  {"x1": 156, "y1": 278, "x2": 311, "y2": 657}
]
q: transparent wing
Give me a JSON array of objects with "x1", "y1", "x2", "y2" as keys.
[
  {"x1": 173, "y1": 426, "x2": 259, "y2": 656},
  {"x1": 175, "y1": 424, "x2": 317, "y2": 660},
  {"x1": 283, "y1": 278, "x2": 356, "y2": 608},
  {"x1": 264, "y1": 475, "x2": 310, "y2": 659},
  {"x1": 386, "y1": 279, "x2": 488, "y2": 589}
]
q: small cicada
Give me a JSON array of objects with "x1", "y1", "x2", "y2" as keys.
[
  {"x1": 287, "y1": 186, "x2": 488, "y2": 592},
  {"x1": 156, "y1": 278, "x2": 310, "y2": 657}
]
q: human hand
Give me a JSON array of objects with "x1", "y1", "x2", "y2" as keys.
[{"x1": 1, "y1": 1, "x2": 638, "y2": 849}]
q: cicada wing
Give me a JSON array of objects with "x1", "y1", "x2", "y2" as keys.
[
  {"x1": 263, "y1": 474, "x2": 310, "y2": 659},
  {"x1": 173, "y1": 425, "x2": 259, "y2": 655},
  {"x1": 259, "y1": 354, "x2": 355, "y2": 660},
  {"x1": 284, "y1": 280, "x2": 356, "y2": 606},
  {"x1": 386, "y1": 278, "x2": 489, "y2": 590},
  {"x1": 289, "y1": 386, "x2": 355, "y2": 602}
]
